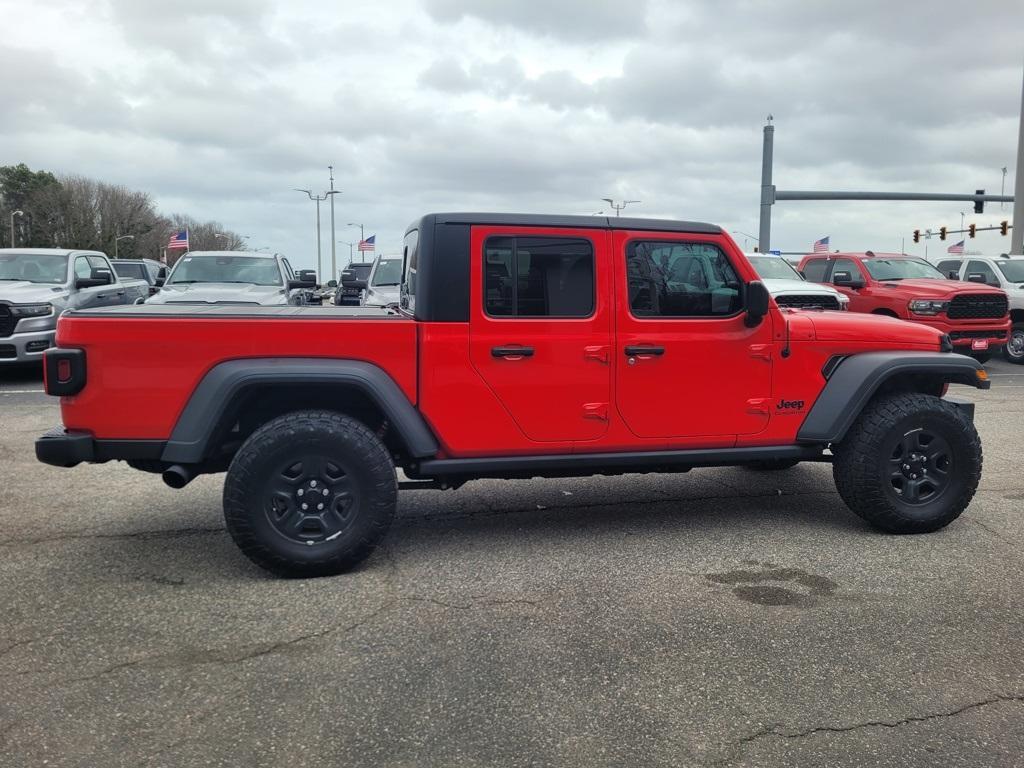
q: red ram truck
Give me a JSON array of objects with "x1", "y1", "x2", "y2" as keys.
[
  {"x1": 798, "y1": 252, "x2": 1010, "y2": 361},
  {"x1": 37, "y1": 214, "x2": 990, "y2": 578}
]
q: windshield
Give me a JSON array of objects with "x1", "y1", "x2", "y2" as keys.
[
  {"x1": 0, "y1": 253, "x2": 68, "y2": 284},
  {"x1": 996, "y1": 260, "x2": 1024, "y2": 283},
  {"x1": 371, "y1": 260, "x2": 403, "y2": 286},
  {"x1": 112, "y1": 263, "x2": 146, "y2": 280},
  {"x1": 168, "y1": 256, "x2": 282, "y2": 286},
  {"x1": 747, "y1": 256, "x2": 802, "y2": 280},
  {"x1": 862, "y1": 258, "x2": 945, "y2": 281}
]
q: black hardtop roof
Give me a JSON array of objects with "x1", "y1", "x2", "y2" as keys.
[{"x1": 408, "y1": 212, "x2": 721, "y2": 235}]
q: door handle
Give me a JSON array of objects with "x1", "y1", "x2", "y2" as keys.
[
  {"x1": 624, "y1": 345, "x2": 665, "y2": 356},
  {"x1": 96, "y1": 293, "x2": 107, "y2": 299},
  {"x1": 491, "y1": 346, "x2": 534, "y2": 358},
  {"x1": 116, "y1": 290, "x2": 125, "y2": 296}
]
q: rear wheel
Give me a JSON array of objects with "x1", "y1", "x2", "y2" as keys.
[
  {"x1": 223, "y1": 410, "x2": 397, "y2": 578},
  {"x1": 833, "y1": 393, "x2": 981, "y2": 534},
  {"x1": 1004, "y1": 323, "x2": 1024, "y2": 364}
]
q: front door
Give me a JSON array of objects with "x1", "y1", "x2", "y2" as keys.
[
  {"x1": 613, "y1": 232, "x2": 774, "y2": 438},
  {"x1": 469, "y1": 226, "x2": 612, "y2": 442}
]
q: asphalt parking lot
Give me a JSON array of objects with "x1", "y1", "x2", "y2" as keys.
[{"x1": 2, "y1": 360, "x2": 1024, "y2": 767}]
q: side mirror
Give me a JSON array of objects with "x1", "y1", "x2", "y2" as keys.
[
  {"x1": 832, "y1": 271, "x2": 863, "y2": 288},
  {"x1": 353, "y1": 278, "x2": 368, "y2": 290},
  {"x1": 327, "y1": 280, "x2": 337, "y2": 288},
  {"x1": 947, "y1": 270, "x2": 960, "y2": 280},
  {"x1": 288, "y1": 279, "x2": 317, "y2": 290},
  {"x1": 966, "y1": 273, "x2": 986, "y2": 284},
  {"x1": 75, "y1": 269, "x2": 114, "y2": 289},
  {"x1": 745, "y1": 280, "x2": 770, "y2": 327},
  {"x1": 156, "y1": 267, "x2": 167, "y2": 280},
  {"x1": 154, "y1": 276, "x2": 166, "y2": 287}
]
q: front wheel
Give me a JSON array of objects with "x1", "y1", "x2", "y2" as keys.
[
  {"x1": 223, "y1": 410, "x2": 397, "y2": 578},
  {"x1": 832, "y1": 393, "x2": 981, "y2": 534},
  {"x1": 1005, "y1": 323, "x2": 1024, "y2": 364}
]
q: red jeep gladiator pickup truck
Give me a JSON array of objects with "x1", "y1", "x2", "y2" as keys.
[
  {"x1": 37, "y1": 214, "x2": 989, "y2": 578},
  {"x1": 798, "y1": 252, "x2": 1010, "y2": 360}
]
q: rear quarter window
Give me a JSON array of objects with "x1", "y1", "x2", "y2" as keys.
[{"x1": 801, "y1": 259, "x2": 828, "y2": 282}]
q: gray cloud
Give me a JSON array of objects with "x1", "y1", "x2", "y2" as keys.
[{"x1": 422, "y1": 0, "x2": 650, "y2": 41}]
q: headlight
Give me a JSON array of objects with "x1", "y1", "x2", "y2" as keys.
[
  {"x1": 11, "y1": 303, "x2": 53, "y2": 317},
  {"x1": 908, "y1": 299, "x2": 948, "y2": 316},
  {"x1": 837, "y1": 295, "x2": 850, "y2": 310}
]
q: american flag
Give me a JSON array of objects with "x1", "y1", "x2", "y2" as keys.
[
  {"x1": 167, "y1": 229, "x2": 189, "y2": 250},
  {"x1": 947, "y1": 240, "x2": 965, "y2": 255},
  {"x1": 812, "y1": 235, "x2": 830, "y2": 253},
  {"x1": 358, "y1": 235, "x2": 376, "y2": 252}
]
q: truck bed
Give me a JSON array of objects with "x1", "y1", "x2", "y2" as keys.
[{"x1": 54, "y1": 305, "x2": 416, "y2": 440}]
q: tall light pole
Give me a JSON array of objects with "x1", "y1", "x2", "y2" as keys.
[
  {"x1": 10, "y1": 210, "x2": 24, "y2": 247},
  {"x1": 601, "y1": 198, "x2": 641, "y2": 217},
  {"x1": 347, "y1": 223, "x2": 365, "y2": 262},
  {"x1": 1011, "y1": 61, "x2": 1024, "y2": 256},
  {"x1": 327, "y1": 166, "x2": 341, "y2": 282},
  {"x1": 295, "y1": 188, "x2": 330, "y2": 281},
  {"x1": 114, "y1": 234, "x2": 134, "y2": 259},
  {"x1": 339, "y1": 241, "x2": 356, "y2": 264}
]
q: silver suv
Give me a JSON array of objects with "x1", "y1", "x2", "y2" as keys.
[{"x1": 935, "y1": 255, "x2": 1024, "y2": 364}]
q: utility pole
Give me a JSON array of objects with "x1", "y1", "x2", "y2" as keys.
[
  {"x1": 601, "y1": 198, "x2": 640, "y2": 217},
  {"x1": 327, "y1": 166, "x2": 341, "y2": 281},
  {"x1": 294, "y1": 188, "x2": 329, "y2": 282},
  {"x1": 1002, "y1": 167, "x2": 1009, "y2": 210},
  {"x1": 1011, "y1": 62, "x2": 1024, "y2": 256},
  {"x1": 9, "y1": 210, "x2": 23, "y2": 247},
  {"x1": 759, "y1": 117, "x2": 774, "y2": 253}
]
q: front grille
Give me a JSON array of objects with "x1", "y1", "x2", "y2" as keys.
[
  {"x1": 0, "y1": 305, "x2": 15, "y2": 338},
  {"x1": 947, "y1": 294, "x2": 1008, "y2": 320},
  {"x1": 949, "y1": 330, "x2": 1008, "y2": 341},
  {"x1": 774, "y1": 294, "x2": 841, "y2": 311},
  {"x1": 0, "y1": 344, "x2": 15, "y2": 359}
]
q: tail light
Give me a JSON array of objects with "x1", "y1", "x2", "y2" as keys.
[{"x1": 44, "y1": 348, "x2": 86, "y2": 396}]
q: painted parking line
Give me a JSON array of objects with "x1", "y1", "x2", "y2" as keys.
[{"x1": 0, "y1": 389, "x2": 45, "y2": 394}]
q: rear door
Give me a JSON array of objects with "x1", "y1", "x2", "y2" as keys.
[
  {"x1": 469, "y1": 226, "x2": 611, "y2": 442},
  {"x1": 613, "y1": 232, "x2": 773, "y2": 438}
]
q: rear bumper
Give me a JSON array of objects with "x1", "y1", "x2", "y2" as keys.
[
  {"x1": 0, "y1": 329, "x2": 55, "y2": 363},
  {"x1": 36, "y1": 427, "x2": 164, "y2": 468}
]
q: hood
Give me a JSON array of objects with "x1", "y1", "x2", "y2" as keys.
[
  {"x1": 363, "y1": 285, "x2": 400, "y2": 305},
  {"x1": 148, "y1": 282, "x2": 288, "y2": 306},
  {"x1": 0, "y1": 282, "x2": 68, "y2": 304},
  {"x1": 793, "y1": 308, "x2": 942, "y2": 347},
  {"x1": 761, "y1": 278, "x2": 840, "y2": 297},
  {"x1": 871, "y1": 278, "x2": 1004, "y2": 298}
]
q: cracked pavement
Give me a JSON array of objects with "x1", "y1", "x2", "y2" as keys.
[{"x1": 2, "y1": 361, "x2": 1024, "y2": 766}]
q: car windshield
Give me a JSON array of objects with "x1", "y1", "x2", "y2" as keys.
[
  {"x1": 996, "y1": 260, "x2": 1024, "y2": 283},
  {"x1": 862, "y1": 258, "x2": 945, "y2": 281},
  {"x1": 168, "y1": 256, "x2": 281, "y2": 286},
  {"x1": 371, "y1": 260, "x2": 403, "y2": 286},
  {"x1": 0, "y1": 253, "x2": 68, "y2": 284},
  {"x1": 748, "y1": 256, "x2": 802, "y2": 280}
]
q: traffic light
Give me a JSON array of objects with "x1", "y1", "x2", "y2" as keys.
[
  {"x1": 1001, "y1": 221, "x2": 1009, "y2": 236},
  {"x1": 969, "y1": 223, "x2": 976, "y2": 238},
  {"x1": 913, "y1": 229, "x2": 920, "y2": 243},
  {"x1": 940, "y1": 226, "x2": 947, "y2": 241},
  {"x1": 974, "y1": 189, "x2": 985, "y2": 215}
]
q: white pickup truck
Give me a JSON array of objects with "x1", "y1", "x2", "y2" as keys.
[
  {"x1": 934, "y1": 254, "x2": 1024, "y2": 364},
  {"x1": 0, "y1": 248, "x2": 149, "y2": 364}
]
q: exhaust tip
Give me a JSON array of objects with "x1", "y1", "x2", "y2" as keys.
[{"x1": 162, "y1": 464, "x2": 194, "y2": 489}]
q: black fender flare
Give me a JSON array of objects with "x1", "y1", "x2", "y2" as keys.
[
  {"x1": 160, "y1": 358, "x2": 439, "y2": 463},
  {"x1": 796, "y1": 351, "x2": 987, "y2": 444}
]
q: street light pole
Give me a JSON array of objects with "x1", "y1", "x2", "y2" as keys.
[
  {"x1": 339, "y1": 241, "x2": 355, "y2": 263},
  {"x1": 600, "y1": 198, "x2": 641, "y2": 217},
  {"x1": 10, "y1": 210, "x2": 24, "y2": 247},
  {"x1": 1011, "y1": 61, "x2": 1024, "y2": 256},
  {"x1": 327, "y1": 166, "x2": 341, "y2": 282},
  {"x1": 114, "y1": 234, "x2": 134, "y2": 259},
  {"x1": 295, "y1": 188, "x2": 330, "y2": 282}
]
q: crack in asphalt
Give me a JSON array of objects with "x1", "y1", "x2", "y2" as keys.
[{"x1": 736, "y1": 694, "x2": 1024, "y2": 747}]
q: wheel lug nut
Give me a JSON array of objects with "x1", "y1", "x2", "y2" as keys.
[
  {"x1": 301, "y1": 503, "x2": 308, "y2": 510},
  {"x1": 310, "y1": 480, "x2": 317, "y2": 488},
  {"x1": 322, "y1": 489, "x2": 329, "y2": 496},
  {"x1": 317, "y1": 503, "x2": 324, "y2": 510},
  {"x1": 298, "y1": 489, "x2": 304, "y2": 497}
]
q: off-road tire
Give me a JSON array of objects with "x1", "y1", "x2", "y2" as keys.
[
  {"x1": 1004, "y1": 323, "x2": 1024, "y2": 365},
  {"x1": 833, "y1": 392, "x2": 981, "y2": 534},
  {"x1": 745, "y1": 458, "x2": 800, "y2": 471},
  {"x1": 223, "y1": 410, "x2": 397, "y2": 578}
]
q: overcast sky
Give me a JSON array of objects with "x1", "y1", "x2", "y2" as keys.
[{"x1": 3, "y1": 0, "x2": 1022, "y2": 271}]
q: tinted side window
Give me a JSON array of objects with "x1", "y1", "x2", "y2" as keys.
[
  {"x1": 801, "y1": 259, "x2": 828, "y2": 282},
  {"x1": 966, "y1": 260, "x2": 999, "y2": 286},
  {"x1": 627, "y1": 241, "x2": 740, "y2": 317},
  {"x1": 936, "y1": 260, "x2": 962, "y2": 277},
  {"x1": 484, "y1": 236, "x2": 594, "y2": 318},
  {"x1": 400, "y1": 229, "x2": 418, "y2": 312},
  {"x1": 828, "y1": 258, "x2": 859, "y2": 283}
]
